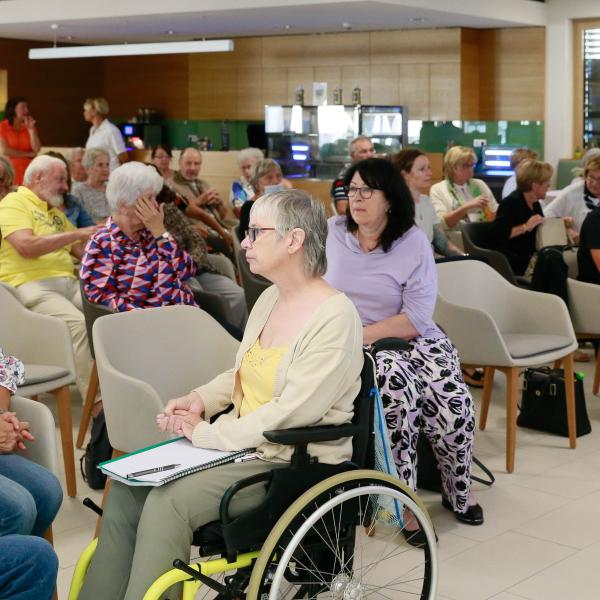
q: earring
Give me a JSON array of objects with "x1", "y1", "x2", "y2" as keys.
[{"x1": 387, "y1": 207, "x2": 392, "y2": 214}]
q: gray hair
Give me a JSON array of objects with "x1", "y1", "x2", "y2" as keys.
[
  {"x1": 237, "y1": 147, "x2": 264, "y2": 166},
  {"x1": 23, "y1": 155, "x2": 65, "y2": 186},
  {"x1": 83, "y1": 97, "x2": 109, "y2": 116},
  {"x1": 250, "y1": 189, "x2": 328, "y2": 277},
  {"x1": 66, "y1": 147, "x2": 84, "y2": 164},
  {"x1": 105, "y1": 162, "x2": 164, "y2": 213},
  {"x1": 0, "y1": 155, "x2": 14, "y2": 187},
  {"x1": 82, "y1": 147, "x2": 110, "y2": 170},
  {"x1": 248, "y1": 158, "x2": 282, "y2": 191},
  {"x1": 349, "y1": 135, "x2": 372, "y2": 155}
]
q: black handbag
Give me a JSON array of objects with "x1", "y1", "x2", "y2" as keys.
[
  {"x1": 79, "y1": 409, "x2": 113, "y2": 490},
  {"x1": 416, "y1": 433, "x2": 495, "y2": 493},
  {"x1": 517, "y1": 367, "x2": 591, "y2": 437}
]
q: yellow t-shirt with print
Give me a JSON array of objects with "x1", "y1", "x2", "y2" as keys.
[
  {"x1": 239, "y1": 339, "x2": 288, "y2": 417},
  {"x1": 0, "y1": 186, "x2": 77, "y2": 287}
]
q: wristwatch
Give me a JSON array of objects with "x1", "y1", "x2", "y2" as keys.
[{"x1": 156, "y1": 231, "x2": 171, "y2": 241}]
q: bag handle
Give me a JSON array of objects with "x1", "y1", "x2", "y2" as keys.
[{"x1": 471, "y1": 456, "x2": 495, "y2": 486}]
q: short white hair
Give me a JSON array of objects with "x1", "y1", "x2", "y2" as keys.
[
  {"x1": 237, "y1": 147, "x2": 263, "y2": 166},
  {"x1": 105, "y1": 162, "x2": 163, "y2": 213},
  {"x1": 82, "y1": 147, "x2": 110, "y2": 170},
  {"x1": 23, "y1": 155, "x2": 65, "y2": 186},
  {"x1": 66, "y1": 147, "x2": 84, "y2": 163}
]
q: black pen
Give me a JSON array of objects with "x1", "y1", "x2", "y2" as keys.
[{"x1": 126, "y1": 464, "x2": 181, "y2": 479}]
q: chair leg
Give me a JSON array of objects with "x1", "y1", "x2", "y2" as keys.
[
  {"x1": 553, "y1": 359, "x2": 562, "y2": 369},
  {"x1": 53, "y1": 385, "x2": 77, "y2": 498},
  {"x1": 77, "y1": 361, "x2": 98, "y2": 448},
  {"x1": 479, "y1": 367, "x2": 495, "y2": 430},
  {"x1": 594, "y1": 346, "x2": 600, "y2": 396},
  {"x1": 505, "y1": 367, "x2": 520, "y2": 473},
  {"x1": 563, "y1": 352, "x2": 577, "y2": 450}
]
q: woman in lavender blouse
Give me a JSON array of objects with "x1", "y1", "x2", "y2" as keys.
[{"x1": 325, "y1": 158, "x2": 483, "y2": 545}]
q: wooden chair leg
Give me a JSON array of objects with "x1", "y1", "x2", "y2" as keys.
[
  {"x1": 593, "y1": 346, "x2": 600, "y2": 396},
  {"x1": 563, "y1": 352, "x2": 577, "y2": 450},
  {"x1": 505, "y1": 367, "x2": 520, "y2": 473},
  {"x1": 53, "y1": 385, "x2": 77, "y2": 498},
  {"x1": 77, "y1": 361, "x2": 98, "y2": 448},
  {"x1": 479, "y1": 367, "x2": 495, "y2": 430},
  {"x1": 553, "y1": 359, "x2": 562, "y2": 369}
]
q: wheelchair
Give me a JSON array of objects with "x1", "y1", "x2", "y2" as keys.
[{"x1": 69, "y1": 339, "x2": 438, "y2": 600}]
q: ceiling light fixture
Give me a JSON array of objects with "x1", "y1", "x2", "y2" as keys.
[{"x1": 29, "y1": 39, "x2": 234, "y2": 60}]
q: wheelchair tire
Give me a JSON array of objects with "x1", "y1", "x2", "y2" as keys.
[{"x1": 246, "y1": 469, "x2": 438, "y2": 600}]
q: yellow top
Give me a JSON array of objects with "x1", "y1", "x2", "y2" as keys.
[
  {"x1": 0, "y1": 186, "x2": 76, "y2": 287},
  {"x1": 239, "y1": 338, "x2": 288, "y2": 417}
]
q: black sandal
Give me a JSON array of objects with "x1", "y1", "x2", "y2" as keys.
[{"x1": 462, "y1": 368, "x2": 484, "y2": 388}]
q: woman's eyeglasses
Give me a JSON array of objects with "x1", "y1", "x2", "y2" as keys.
[
  {"x1": 347, "y1": 185, "x2": 374, "y2": 199},
  {"x1": 247, "y1": 226, "x2": 276, "y2": 243}
]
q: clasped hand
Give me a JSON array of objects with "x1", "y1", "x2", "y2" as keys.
[
  {"x1": 136, "y1": 195, "x2": 166, "y2": 238},
  {"x1": 0, "y1": 412, "x2": 34, "y2": 453},
  {"x1": 156, "y1": 391, "x2": 205, "y2": 441}
]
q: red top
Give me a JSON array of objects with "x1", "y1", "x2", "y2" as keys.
[{"x1": 0, "y1": 119, "x2": 36, "y2": 185}]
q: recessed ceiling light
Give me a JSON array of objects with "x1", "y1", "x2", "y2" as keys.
[
  {"x1": 342, "y1": 22, "x2": 352, "y2": 30},
  {"x1": 284, "y1": 24, "x2": 291, "y2": 30},
  {"x1": 409, "y1": 17, "x2": 428, "y2": 23},
  {"x1": 50, "y1": 23, "x2": 59, "y2": 30},
  {"x1": 167, "y1": 30, "x2": 174, "y2": 35}
]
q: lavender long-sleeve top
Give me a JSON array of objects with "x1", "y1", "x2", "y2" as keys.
[{"x1": 324, "y1": 216, "x2": 442, "y2": 338}]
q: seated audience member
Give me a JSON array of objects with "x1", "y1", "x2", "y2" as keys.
[
  {"x1": 78, "y1": 189, "x2": 364, "y2": 600},
  {"x1": 72, "y1": 147, "x2": 111, "y2": 223},
  {"x1": 80, "y1": 162, "x2": 197, "y2": 312},
  {"x1": 231, "y1": 147, "x2": 263, "y2": 218},
  {"x1": 502, "y1": 148, "x2": 539, "y2": 200},
  {"x1": 83, "y1": 97, "x2": 128, "y2": 171},
  {"x1": 0, "y1": 155, "x2": 97, "y2": 401},
  {"x1": 0, "y1": 155, "x2": 15, "y2": 200},
  {"x1": 238, "y1": 158, "x2": 284, "y2": 239},
  {"x1": 169, "y1": 147, "x2": 234, "y2": 256},
  {"x1": 154, "y1": 180, "x2": 248, "y2": 328},
  {"x1": 577, "y1": 207, "x2": 600, "y2": 285},
  {"x1": 325, "y1": 158, "x2": 483, "y2": 545},
  {"x1": 0, "y1": 96, "x2": 40, "y2": 186},
  {"x1": 45, "y1": 151, "x2": 95, "y2": 228},
  {"x1": 0, "y1": 348, "x2": 63, "y2": 538},
  {"x1": 393, "y1": 148, "x2": 463, "y2": 258},
  {"x1": 544, "y1": 154, "x2": 600, "y2": 244},
  {"x1": 151, "y1": 144, "x2": 175, "y2": 185},
  {"x1": 66, "y1": 147, "x2": 87, "y2": 184},
  {"x1": 570, "y1": 147, "x2": 600, "y2": 185},
  {"x1": 430, "y1": 146, "x2": 497, "y2": 231},
  {"x1": 488, "y1": 159, "x2": 552, "y2": 276},
  {"x1": 0, "y1": 534, "x2": 58, "y2": 600}
]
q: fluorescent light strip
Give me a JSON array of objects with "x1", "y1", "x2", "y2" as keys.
[{"x1": 29, "y1": 39, "x2": 234, "y2": 59}]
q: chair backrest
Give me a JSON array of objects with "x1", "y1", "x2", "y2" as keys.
[
  {"x1": 460, "y1": 222, "x2": 518, "y2": 285},
  {"x1": 237, "y1": 246, "x2": 271, "y2": 312},
  {"x1": 351, "y1": 351, "x2": 376, "y2": 468},
  {"x1": 79, "y1": 280, "x2": 115, "y2": 359},
  {"x1": 93, "y1": 305, "x2": 239, "y2": 452},
  {"x1": 536, "y1": 218, "x2": 568, "y2": 250},
  {"x1": 10, "y1": 395, "x2": 60, "y2": 476}
]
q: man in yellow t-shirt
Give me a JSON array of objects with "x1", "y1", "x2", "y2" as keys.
[{"x1": 0, "y1": 155, "x2": 97, "y2": 401}]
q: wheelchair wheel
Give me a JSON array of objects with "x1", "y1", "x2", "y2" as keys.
[{"x1": 246, "y1": 469, "x2": 437, "y2": 599}]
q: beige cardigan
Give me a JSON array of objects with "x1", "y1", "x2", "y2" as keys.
[{"x1": 191, "y1": 285, "x2": 364, "y2": 464}]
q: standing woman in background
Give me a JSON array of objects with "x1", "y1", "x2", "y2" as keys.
[
  {"x1": 83, "y1": 97, "x2": 128, "y2": 172},
  {"x1": 0, "y1": 97, "x2": 40, "y2": 186}
]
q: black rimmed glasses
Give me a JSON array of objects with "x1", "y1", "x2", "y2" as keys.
[
  {"x1": 347, "y1": 185, "x2": 374, "y2": 199},
  {"x1": 247, "y1": 226, "x2": 277, "y2": 243}
]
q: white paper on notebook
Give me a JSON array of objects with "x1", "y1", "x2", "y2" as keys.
[{"x1": 100, "y1": 437, "x2": 255, "y2": 486}]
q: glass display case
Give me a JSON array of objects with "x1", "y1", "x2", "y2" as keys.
[
  {"x1": 265, "y1": 104, "x2": 407, "y2": 179},
  {"x1": 583, "y1": 28, "x2": 600, "y2": 148}
]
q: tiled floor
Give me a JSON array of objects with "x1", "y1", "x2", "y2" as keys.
[{"x1": 47, "y1": 349, "x2": 600, "y2": 599}]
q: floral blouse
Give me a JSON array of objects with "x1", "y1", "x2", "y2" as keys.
[{"x1": 0, "y1": 347, "x2": 25, "y2": 394}]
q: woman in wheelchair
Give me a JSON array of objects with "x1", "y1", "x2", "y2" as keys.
[
  {"x1": 325, "y1": 158, "x2": 484, "y2": 542},
  {"x1": 78, "y1": 189, "x2": 365, "y2": 600}
]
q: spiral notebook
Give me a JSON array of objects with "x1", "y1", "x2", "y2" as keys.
[{"x1": 99, "y1": 437, "x2": 256, "y2": 487}]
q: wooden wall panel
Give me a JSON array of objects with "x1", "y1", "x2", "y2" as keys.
[
  {"x1": 188, "y1": 67, "x2": 215, "y2": 119},
  {"x1": 235, "y1": 68, "x2": 263, "y2": 120},
  {"x1": 460, "y1": 29, "x2": 481, "y2": 120},
  {"x1": 342, "y1": 65, "x2": 371, "y2": 105},
  {"x1": 0, "y1": 39, "x2": 103, "y2": 146},
  {"x1": 370, "y1": 29, "x2": 461, "y2": 64},
  {"x1": 370, "y1": 64, "x2": 399, "y2": 105},
  {"x1": 286, "y1": 67, "x2": 314, "y2": 105},
  {"x1": 397, "y1": 64, "x2": 429, "y2": 120},
  {"x1": 262, "y1": 68, "x2": 288, "y2": 107},
  {"x1": 314, "y1": 66, "x2": 342, "y2": 104},
  {"x1": 429, "y1": 63, "x2": 461, "y2": 121}
]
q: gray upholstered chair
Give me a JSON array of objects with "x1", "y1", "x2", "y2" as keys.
[
  {"x1": 0, "y1": 282, "x2": 78, "y2": 497},
  {"x1": 434, "y1": 260, "x2": 579, "y2": 472},
  {"x1": 567, "y1": 278, "x2": 600, "y2": 395}
]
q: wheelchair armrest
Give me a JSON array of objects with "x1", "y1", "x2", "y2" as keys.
[
  {"x1": 370, "y1": 337, "x2": 411, "y2": 355},
  {"x1": 220, "y1": 470, "x2": 273, "y2": 525},
  {"x1": 263, "y1": 423, "x2": 361, "y2": 445}
]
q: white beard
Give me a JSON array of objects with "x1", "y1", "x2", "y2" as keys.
[{"x1": 47, "y1": 195, "x2": 64, "y2": 208}]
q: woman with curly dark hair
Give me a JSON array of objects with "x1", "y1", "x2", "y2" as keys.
[
  {"x1": 0, "y1": 97, "x2": 41, "y2": 185},
  {"x1": 325, "y1": 157, "x2": 483, "y2": 545}
]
